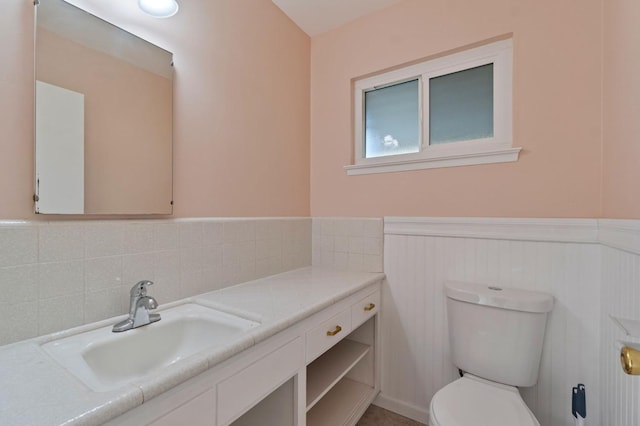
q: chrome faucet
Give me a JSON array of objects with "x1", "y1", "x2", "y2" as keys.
[{"x1": 112, "y1": 280, "x2": 161, "y2": 332}]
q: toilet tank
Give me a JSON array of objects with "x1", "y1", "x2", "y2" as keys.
[{"x1": 445, "y1": 281, "x2": 554, "y2": 387}]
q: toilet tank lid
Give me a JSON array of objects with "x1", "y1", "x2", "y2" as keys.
[{"x1": 445, "y1": 281, "x2": 554, "y2": 313}]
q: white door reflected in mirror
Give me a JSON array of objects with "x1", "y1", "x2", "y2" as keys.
[{"x1": 35, "y1": 81, "x2": 85, "y2": 214}]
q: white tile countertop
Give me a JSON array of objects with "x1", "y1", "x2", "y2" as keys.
[{"x1": 0, "y1": 267, "x2": 384, "y2": 425}]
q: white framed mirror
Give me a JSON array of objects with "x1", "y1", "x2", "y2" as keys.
[{"x1": 35, "y1": 0, "x2": 173, "y2": 215}]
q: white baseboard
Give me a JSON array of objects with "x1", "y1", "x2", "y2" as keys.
[{"x1": 373, "y1": 393, "x2": 429, "y2": 425}]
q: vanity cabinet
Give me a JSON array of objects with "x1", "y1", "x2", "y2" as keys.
[
  {"x1": 306, "y1": 290, "x2": 379, "y2": 426},
  {"x1": 110, "y1": 282, "x2": 381, "y2": 426}
]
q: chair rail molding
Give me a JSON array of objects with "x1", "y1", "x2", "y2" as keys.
[
  {"x1": 598, "y1": 219, "x2": 640, "y2": 256},
  {"x1": 384, "y1": 217, "x2": 599, "y2": 243}
]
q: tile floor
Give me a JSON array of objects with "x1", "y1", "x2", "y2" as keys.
[{"x1": 357, "y1": 405, "x2": 426, "y2": 426}]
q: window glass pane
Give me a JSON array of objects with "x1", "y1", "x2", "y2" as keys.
[
  {"x1": 429, "y1": 63, "x2": 493, "y2": 145},
  {"x1": 365, "y1": 79, "x2": 420, "y2": 158}
]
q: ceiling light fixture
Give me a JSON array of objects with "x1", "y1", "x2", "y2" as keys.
[{"x1": 138, "y1": 0, "x2": 179, "y2": 18}]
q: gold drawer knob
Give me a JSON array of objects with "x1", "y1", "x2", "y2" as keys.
[
  {"x1": 621, "y1": 346, "x2": 640, "y2": 375},
  {"x1": 326, "y1": 325, "x2": 342, "y2": 336},
  {"x1": 364, "y1": 303, "x2": 376, "y2": 311}
]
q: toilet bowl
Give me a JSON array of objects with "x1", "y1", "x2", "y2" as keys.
[{"x1": 429, "y1": 375, "x2": 538, "y2": 426}]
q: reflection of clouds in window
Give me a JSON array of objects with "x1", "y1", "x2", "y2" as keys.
[{"x1": 383, "y1": 135, "x2": 399, "y2": 148}]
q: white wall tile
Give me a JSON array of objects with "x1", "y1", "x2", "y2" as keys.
[
  {"x1": 255, "y1": 258, "x2": 278, "y2": 279},
  {"x1": 348, "y1": 220, "x2": 365, "y2": 237},
  {"x1": 0, "y1": 302, "x2": 38, "y2": 345},
  {"x1": 312, "y1": 218, "x2": 383, "y2": 272},
  {"x1": 236, "y1": 262, "x2": 257, "y2": 284},
  {"x1": 256, "y1": 220, "x2": 282, "y2": 241},
  {"x1": 348, "y1": 237, "x2": 364, "y2": 254},
  {"x1": 254, "y1": 239, "x2": 275, "y2": 261},
  {"x1": 38, "y1": 294, "x2": 85, "y2": 335},
  {"x1": 0, "y1": 218, "x2": 310, "y2": 346},
  {"x1": 202, "y1": 245, "x2": 223, "y2": 268},
  {"x1": 85, "y1": 256, "x2": 122, "y2": 291},
  {"x1": 153, "y1": 275, "x2": 181, "y2": 305},
  {"x1": 0, "y1": 265, "x2": 38, "y2": 305},
  {"x1": 333, "y1": 236, "x2": 349, "y2": 253},
  {"x1": 348, "y1": 253, "x2": 364, "y2": 271},
  {"x1": 202, "y1": 221, "x2": 224, "y2": 245},
  {"x1": 334, "y1": 252, "x2": 349, "y2": 270},
  {"x1": 0, "y1": 227, "x2": 38, "y2": 267},
  {"x1": 180, "y1": 247, "x2": 204, "y2": 272},
  {"x1": 122, "y1": 253, "x2": 155, "y2": 285},
  {"x1": 223, "y1": 221, "x2": 255, "y2": 243},
  {"x1": 123, "y1": 223, "x2": 155, "y2": 254},
  {"x1": 84, "y1": 287, "x2": 126, "y2": 324},
  {"x1": 85, "y1": 223, "x2": 124, "y2": 258},
  {"x1": 180, "y1": 269, "x2": 204, "y2": 298},
  {"x1": 154, "y1": 223, "x2": 178, "y2": 251},
  {"x1": 363, "y1": 254, "x2": 383, "y2": 272},
  {"x1": 202, "y1": 264, "x2": 225, "y2": 291},
  {"x1": 362, "y1": 237, "x2": 382, "y2": 255},
  {"x1": 178, "y1": 222, "x2": 203, "y2": 248},
  {"x1": 320, "y1": 236, "x2": 334, "y2": 252},
  {"x1": 363, "y1": 219, "x2": 383, "y2": 238},
  {"x1": 38, "y1": 261, "x2": 84, "y2": 299},
  {"x1": 320, "y1": 218, "x2": 334, "y2": 236},
  {"x1": 38, "y1": 224, "x2": 84, "y2": 262}
]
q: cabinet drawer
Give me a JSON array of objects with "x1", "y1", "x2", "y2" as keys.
[
  {"x1": 306, "y1": 309, "x2": 352, "y2": 363},
  {"x1": 351, "y1": 290, "x2": 380, "y2": 329},
  {"x1": 217, "y1": 337, "x2": 303, "y2": 426},
  {"x1": 150, "y1": 388, "x2": 215, "y2": 426}
]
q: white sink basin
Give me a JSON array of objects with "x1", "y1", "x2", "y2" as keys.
[{"x1": 41, "y1": 303, "x2": 260, "y2": 392}]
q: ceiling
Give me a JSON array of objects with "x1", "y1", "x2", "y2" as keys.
[{"x1": 271, "y1": 0, "x2": 401, "y2": 37}]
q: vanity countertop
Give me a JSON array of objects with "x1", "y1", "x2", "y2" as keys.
[{"x1": 0, "y1": 267, "x2": 384, "y2": 426}]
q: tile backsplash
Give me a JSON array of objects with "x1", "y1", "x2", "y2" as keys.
[
  {"x1": 0, "y1": 218, "x2": 311, "y2": 346},
  {"x1": 312, "y1": 217, "x2": 383, "y2": 273}
]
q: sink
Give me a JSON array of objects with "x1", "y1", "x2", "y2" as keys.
[{"x1": 41, "y1": 303, "x2": 260, "y2": 392}]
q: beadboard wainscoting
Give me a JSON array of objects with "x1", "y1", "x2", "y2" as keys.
[
  {"x1": 600, "y1": 220, "x2": 640, "y2": 426},
  {"x1": 0, "y1": 218, "x2": 311, "y2": 346},
  {"x1": 378, "y1": 218, "x2": 603, "y2": 426}
]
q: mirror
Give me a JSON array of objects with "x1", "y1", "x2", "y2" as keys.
[{"x1": 35, "y1": 0, "x2": 173, "y2": 215}]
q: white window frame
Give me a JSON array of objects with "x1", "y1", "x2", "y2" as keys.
[{"x1": 346, "y1": 39, "x2": 520, "y2": 175}]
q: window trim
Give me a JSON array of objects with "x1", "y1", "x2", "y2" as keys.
[{"x1": 347, "y1": 39, "x2": 519, "y2": 176}]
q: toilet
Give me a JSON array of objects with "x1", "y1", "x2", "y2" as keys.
[{"x1": 429, "y1": 281, "x2": 554, "y2": 426}]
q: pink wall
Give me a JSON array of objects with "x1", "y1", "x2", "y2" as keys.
[
  {"x1": 37, "y1": 28, "x2": 173, "y2": 214},
  {"x1": 0, "y1": 0, "x2": 310, "y2": 219},
  {"x1": 5, "y1": 0, "x2": 636, "y2": 220},
  {"x1": 602, "y1": 0, "x2": 640, "y2": 218},
  {"x1": 0, "y1": 0, "x2": 34, "y2": 219},
  {"x1": 310, "y1": 0, "x2": 603, "y2": 218}
]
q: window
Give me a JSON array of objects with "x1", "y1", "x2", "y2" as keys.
[{"x1": 346, "y1": 39, "x2": 519, "y2": 175}]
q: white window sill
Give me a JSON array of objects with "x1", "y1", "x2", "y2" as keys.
[{"x1": 344, "y1": 147, "x2": 521, "y2": 176}]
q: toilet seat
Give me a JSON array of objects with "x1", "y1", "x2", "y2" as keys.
[{"x1": 429, "y1": 375, "x2": 539, "y2": 426}]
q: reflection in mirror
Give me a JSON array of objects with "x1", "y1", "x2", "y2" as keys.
[{"x1": 35, "y1": 0, "x2": 173, "y2": 215}]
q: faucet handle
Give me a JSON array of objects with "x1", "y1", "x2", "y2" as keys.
[{"x1": 131, "y1": 280, "x2": 154, "y2": 297}]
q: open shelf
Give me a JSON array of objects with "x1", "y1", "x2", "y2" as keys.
[
  {"x1": 307, "y1": 378, "x2": 376, "y2": 426},
  {"x1": 306, "y1": 339, "x2": 371, "y2": 410}
]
